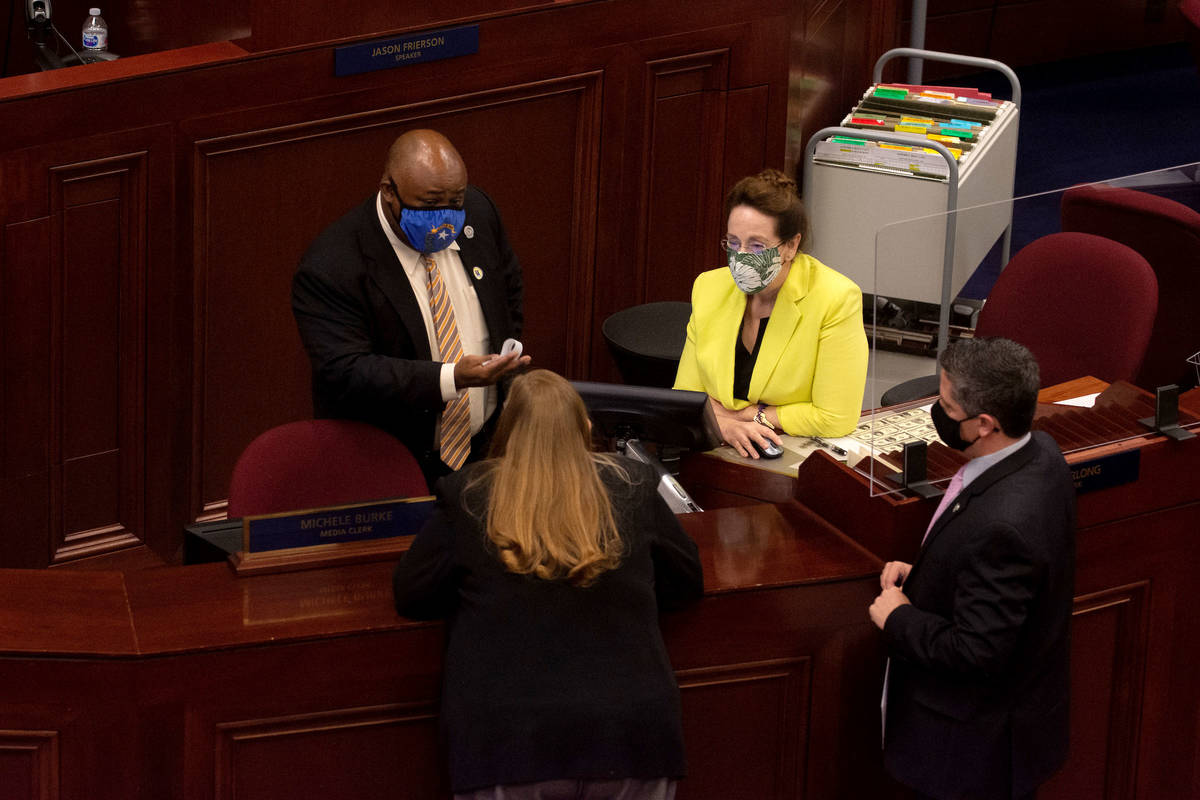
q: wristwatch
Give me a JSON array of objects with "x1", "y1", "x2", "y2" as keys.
[{"x1": 753, "y1": 403, "x2": 775, "y2": 431}]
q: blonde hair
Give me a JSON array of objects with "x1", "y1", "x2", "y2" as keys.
[{"x1": 472, "y1": 370, "x2": 626, "y2": 586}]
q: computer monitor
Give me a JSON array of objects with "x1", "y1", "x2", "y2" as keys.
[
  {"x1": 571, "y1": 382, "x2": 721, "y2": 452},
  {"x1": 571, "y1": 382, "x2": 719, "y2": 514}
]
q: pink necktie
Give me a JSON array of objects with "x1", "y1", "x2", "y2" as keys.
[
  {"x1": 922, "y1": 466, "x2": 965, "y2": 545},
  {"x1": 423, "y1": 254, "x2": 471, "y2": 470}
]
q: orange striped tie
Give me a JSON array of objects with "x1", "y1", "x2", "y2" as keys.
[{"x1": 423, "y1": 254, "x2": 471, "y2": 470}]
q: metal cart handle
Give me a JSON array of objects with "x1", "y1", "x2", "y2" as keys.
[{"x1": 873, "y1": 48, "x2": 1021, "y2": 109}]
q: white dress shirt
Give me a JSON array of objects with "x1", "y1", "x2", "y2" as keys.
[{"x1": 376, "y1": 193, "x2": 496, "y2": 439}]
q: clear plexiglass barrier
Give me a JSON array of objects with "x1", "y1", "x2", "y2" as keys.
[{"x1": 833, "y1": 162, "x2": 1200, "y2": 497}]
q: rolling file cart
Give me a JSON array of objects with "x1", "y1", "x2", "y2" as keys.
[{"x1": 802, "y1": 48, "x2": 1022, "y2": 357}]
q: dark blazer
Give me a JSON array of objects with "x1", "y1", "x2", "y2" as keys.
[
  {"x1": 392, "y1": 458, "x2": 704, "y2": 793},
  {"x1": 882, "y1": 431, "x2": 1076, "y2": 800},
  {"x1": 291, "y1": 186, "x2": 523, "y2": 482}
]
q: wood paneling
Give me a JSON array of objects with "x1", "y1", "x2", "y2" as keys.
[
  {"x1": 0, "y1": 0, "x2": 889, "y2": 564},
  {"x1": 639, "y1": 50, "x2": 730, "y2": 303},
  {"x1": 698, "y1": 424, "x2": 1200, "y2": 800},
  {"x1": 677, "y1": 659, "x2": 808, "y2": 799},
  {"x1": 1, "y1": 218, "x2": 53, "y2": 567},
  {"x1": 0, "y1": 501, "x2": 882, "y2": 800},
  {"x1": 0, "y1": 134, "x2": 167, "y2": 566},
  {"x1": 0, "y1": 730, "x2": 59, "y2": 800},
  {"x1": 2, "y1": 423, "x2": 1199, "y2": 798},
  {"x1": 49, "y1": 153, "x2": 148, "y2": 563},
  {"x1": 787, "y1": 0, "x2": 901, "y2": 175},
  {"x1": 190, "y1": 72, "x2": 602, "y2": 516},
  {"x1": 214, "y1": 704, "x2": 442, "y2": 800},
  {"x1": 245, "y1": 0, "x2": 593, "y2": 53},
  {"x1": 0, "y1": 658, "x2": 143, "y2": 800},
  {"x1": 1042, "y1": 582, "x2": 1150, "y2": 799}
]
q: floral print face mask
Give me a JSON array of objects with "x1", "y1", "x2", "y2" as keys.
[{"x1": 726, "y1": 245, "x2": 784, "y2": 294}]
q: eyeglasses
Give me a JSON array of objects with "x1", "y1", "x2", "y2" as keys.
[{"x1": 721, "y1": 235, "x2": 782, "y2": 255}]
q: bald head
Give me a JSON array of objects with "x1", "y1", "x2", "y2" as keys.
[
  {"x1": 383, "y1": 129, "x2": 467, "y2": 205},
  {"x1": 379, "y1": 130, "x2": 469, "y2": 245}
]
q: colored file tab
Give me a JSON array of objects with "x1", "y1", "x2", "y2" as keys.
[
  {"x1": 896, "y1": 124, "x2": 927, "y2": 134},
  {"x1": 950, "y1": 119, "x2": 982, "y2": 128},
  {"x1": 925, "y1": 135, "x2": 963, "y2": 156},
  {"x1": 900, "y1": 116, "x2": 935, "y2": 126},
  {"x1": 919, "y1": 146, "x2": 960, "y2": 159},
  {"x1": 873, "y1": 87, "x2": 908, "y2": 99},
  {"x1": 851, "y1": 116, "x2": 886, "y2": 126},
  {"x1": 939, "y1": 127, "x2": 975, "y2": 139},
  {"x1": 831, "y1": 136, "x2": 867, "y2": 145}
]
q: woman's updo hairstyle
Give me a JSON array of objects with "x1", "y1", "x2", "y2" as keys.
[{"x1": 723, "y1": 168, "x2": 809, "y2": 249}]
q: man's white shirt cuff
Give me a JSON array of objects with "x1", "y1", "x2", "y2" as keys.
[{"x1": 439, "y1": 362, "x2": 460, "y2": 403}]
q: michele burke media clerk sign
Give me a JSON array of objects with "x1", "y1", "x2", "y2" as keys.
[{"x1": 335, "y1": 25, "x2": 480, "y2": 77}]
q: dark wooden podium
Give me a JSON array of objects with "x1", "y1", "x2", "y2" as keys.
[
  {"x1": 1, "y1": 383, "x2": 1198, "y2": 799},
  {"x1": 0, "y1": 485, "x2": 887, "y2": 800},
  {"x1": 683, "y1": 380, "x2": 1200, "y2": 800}
]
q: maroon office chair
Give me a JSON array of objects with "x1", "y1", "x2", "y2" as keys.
[
  {"x1": 879, "y1": 232, "x2": 1158, "y2": 406},
  {"x1": 972, "y1": 232, "x2": 1158, "y2": 387},
  {"x1": 1061, "y1": 182, "x2": 1200, "y2": 390},
  {"x1": 228, "y1": 419, "x2": 429, "y2": 518}
]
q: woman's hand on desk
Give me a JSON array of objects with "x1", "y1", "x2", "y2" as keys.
[{"x1": 709, "y1": 397, "x2": 782, "y2": 459}]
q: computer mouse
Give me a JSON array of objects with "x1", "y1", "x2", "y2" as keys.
[{"x1": 752, "y1": 439, "x2": 784, "y2": 459}]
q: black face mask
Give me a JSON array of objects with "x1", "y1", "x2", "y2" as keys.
[{"x1": 930, "y1": 400, "x2": 979, "y2": 451}]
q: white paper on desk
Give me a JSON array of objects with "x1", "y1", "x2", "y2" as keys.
[{"x1": 1054, "y1": 392, "x2": 1099, "y2": 408}]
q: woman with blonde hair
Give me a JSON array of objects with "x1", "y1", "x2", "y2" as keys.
[{"x1": 393, "y1": 369, "x2": 704, "y2": 800}]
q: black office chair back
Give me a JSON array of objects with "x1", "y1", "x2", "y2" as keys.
[{"x1": 601, "y1": 301, "x2": 691, "y2": 389}]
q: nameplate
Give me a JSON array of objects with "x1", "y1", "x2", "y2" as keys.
[
  {"x1": 243, "y1": 496, "x2": 435, "y2": 554},
  {"x1": 1071, "y1": 450, "x2": 1140, "y2": 494},
  {"x1": 334, "y1": 25, "x2": 479, "y2": 77}
]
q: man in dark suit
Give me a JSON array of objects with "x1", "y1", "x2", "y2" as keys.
[
  {"x1": 869, "y1": 337, "x2": 1076, "y2": 800},
  {"x1": 293, "y1": 130, "x2": 529, "y2": 485}
]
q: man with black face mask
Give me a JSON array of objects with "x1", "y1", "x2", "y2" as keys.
[
  {"x1": 868, "y1": 337, "x2": 1076, "y2": 800},
  {"x1": 293, "y1": 130, "x2": 529, "y2": 485}
]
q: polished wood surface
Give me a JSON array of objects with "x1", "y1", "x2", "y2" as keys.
[
  {"x1": 0, "y1": 42, "x2": 248, "y2": 100},
  {"x1": 2, "y1": 389, "x2": 1199, "y2": 797},
  {"x1": 0, "y1": 569, "x2": 136, "y2": 654},
  {"x1": 0, "y1": 505, "x2": 879, "y2": 657},
  {"x1": 0, "y1": 499, "x2": 884, "y2": 799}
]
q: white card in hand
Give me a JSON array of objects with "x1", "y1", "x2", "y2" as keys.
[{"x1": 483, "y1": 338, "x2": 522, "y2": 366}]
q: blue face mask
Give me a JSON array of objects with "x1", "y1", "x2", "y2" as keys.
[{"x1": 398, "y1": 205, "x2": 466, "y2": 253}]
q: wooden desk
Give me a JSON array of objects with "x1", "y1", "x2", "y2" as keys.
[
  {"x1": 3, "y1": 383, "x2": 1196, "y2": 799},
  {"x1": 684, "y1": 380, "x2": 1200, "y2": 800},
  {"x1": 0, "y1": 497, "x2": 885, "y2": 800}
]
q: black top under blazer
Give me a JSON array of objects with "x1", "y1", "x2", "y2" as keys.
[
  {"x1": 882, "y1": 431, "x2": 1077, "y2": 800},
  {"x1": 291, "y1": 186, "x2": 523, "y2": 480},
  {"x1": 392, "y1": 459, "x2": 704, "y2": 793}
]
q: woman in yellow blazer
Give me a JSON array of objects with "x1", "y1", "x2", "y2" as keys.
[{"x1": 674, "y1": 169, "x2": 868, "y2": 458}]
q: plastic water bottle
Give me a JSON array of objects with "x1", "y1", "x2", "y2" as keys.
[{"x1": 82, "y1": 8, "x2": 108, "y2": 52}]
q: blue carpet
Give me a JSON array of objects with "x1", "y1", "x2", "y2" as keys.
[{"x1": 954, "y1": 43, "x2": 1200, "y2": 298}]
